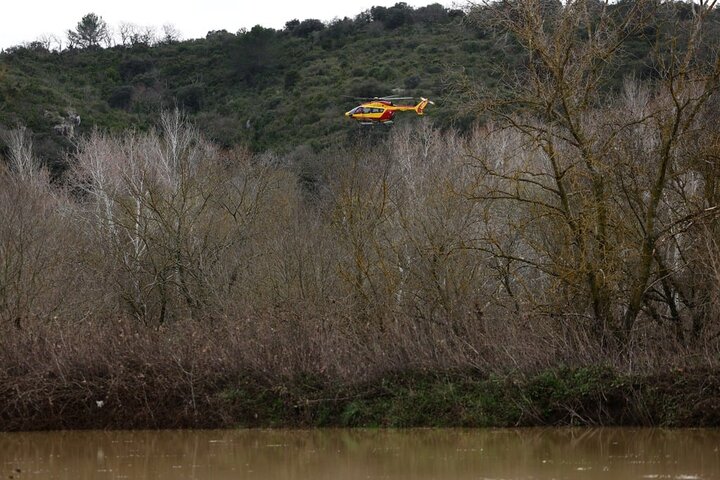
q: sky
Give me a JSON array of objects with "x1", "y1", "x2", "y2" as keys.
[{"x1": 0, "y1": 0, "x2": 454, "y2": 50}]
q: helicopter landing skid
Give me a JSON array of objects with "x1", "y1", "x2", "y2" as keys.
[{"x1": 358, "y1": 121, "x2": 393, "y2": 126}]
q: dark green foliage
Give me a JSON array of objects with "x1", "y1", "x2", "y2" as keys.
[
  {"x1": 383, "y1": 4, "x2": 414, "y2": 29},
  {"x1": 284, "y1": 70, "x2": 300, "y2": 90},
  {"x1": 0, "y1": 3, "x2": 473, "y2": 161},
  {"x1": 292, "y1": 19, "x2": 326, "y2": 37},
  {"x1": 119, "y1": 57, "x2": 153, "y2": 81},
  {"x1": 414, "y1": 4, "x2": 448, "y2": 24},
  {"x1": 108, "y1": 85, "x2": 133, "y2": 110},
  {"x1": 67, "y1": 13, "x2": 109, "y2": 49},
  {"x1": 350, "y1": 79, "x2": 390, "y2": 99},
  {"x1": 371, "y1": 3, "x2": 416, "y2": 29},
  {"x1": 0, "y1": 1, "x2": 710, "y2": 163},
  {"x1": 404, "y1": 74, "x2": 421, "y2": 89},
  {"x1": 175, "y1": 84, "x2": 204, "y2": 112},
  {"x1": 257, "y1": 368, "x2": 720, "y2": 428},
  {"x1": 231, "y1": 26, "x2": 279, "y2": 86},
  {"x1": 285, "y1": 19, "x2": 300, "y2": 31}
]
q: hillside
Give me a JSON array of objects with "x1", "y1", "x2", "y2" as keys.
[
  {"x1": 0, "y1": 1, "x2": 668, "y2": 172},
  {"x1": 0, "y1": 6, "x2": 463, "y2": 164}
]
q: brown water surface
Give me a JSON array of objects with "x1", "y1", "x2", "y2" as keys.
[{"x1": 1, "y1": 428, "x2": 719, "y2": 479}]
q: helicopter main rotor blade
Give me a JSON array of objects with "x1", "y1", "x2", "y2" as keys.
[{"x1": 344, "y1": 95, "x2": 424, "y2": 102}]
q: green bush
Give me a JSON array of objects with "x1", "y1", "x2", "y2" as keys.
[{"x1": 108, "y1": 85, "x2": 133, "y2": 110}]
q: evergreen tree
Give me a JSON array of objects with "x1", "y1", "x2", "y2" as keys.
[{"x1": 67, "y1": 13, "x2": 109, "y2": 49}]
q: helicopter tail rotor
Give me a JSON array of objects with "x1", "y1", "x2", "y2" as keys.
[{"x1": 415, "y1": 97, "x2": 434, "y2": 115}]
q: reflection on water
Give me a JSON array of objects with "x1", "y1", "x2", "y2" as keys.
[{"x1": 1, "y1": 428, "x2": 719, "y2": 479}]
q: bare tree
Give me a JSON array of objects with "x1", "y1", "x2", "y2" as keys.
[
  {"x1": 35, "y1": 34, "x2": 63, "y2": 51},
  {"x1": 71, "y1": 110, "x2": 279, "y2": 326},
  {"x1": 119, "y1": 22, "x2": 157, "y2": 47},
  {"x1": 161, "y1": 24, "x2": 182, "y2": 44},
  {"x1": 465, "y1": 0, "x2": 720, "y2": 346},
  {"x1": 1, "y1": 126, "x2": 44, "y2": 183},
  {"x1": 0, "y1": 136, "x2": 74, "y2": 329}
]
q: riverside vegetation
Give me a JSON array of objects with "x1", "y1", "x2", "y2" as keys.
[{"x1": 1, "y1": 0, "x2": 720, "y2": 431}]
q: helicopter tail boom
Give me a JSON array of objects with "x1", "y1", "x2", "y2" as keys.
[{"x1": 387, "y1": 97, "x2": 434, "y2": 115}]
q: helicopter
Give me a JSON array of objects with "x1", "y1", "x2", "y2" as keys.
[{"x1": 345, "y1": 96, "x2": 434, "y2": 125}]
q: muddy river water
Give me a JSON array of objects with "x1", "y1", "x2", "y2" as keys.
[{"x1": 1, "y1": 428, "x2": 719, "y2": 479}]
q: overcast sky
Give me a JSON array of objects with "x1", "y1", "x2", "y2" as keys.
[{"x1": 1, "y1": 0, "x2": 454, "y2": 50}]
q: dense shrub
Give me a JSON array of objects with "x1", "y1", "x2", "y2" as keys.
[{"x1": 108, "y1": 85, "x2": 133, "y2": 109}]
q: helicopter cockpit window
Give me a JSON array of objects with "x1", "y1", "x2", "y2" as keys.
[{"x1": 353, "y1": 107, "x2": 383, "y2": 114}]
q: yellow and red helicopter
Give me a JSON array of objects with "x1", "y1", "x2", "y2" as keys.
[{"x1": 345, "y1": 96, "x2": 434, "y2": 125}]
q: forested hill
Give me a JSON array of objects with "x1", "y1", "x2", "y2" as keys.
[{"x1": 0, "y1": 1, "x2": 698, "y2": 170}]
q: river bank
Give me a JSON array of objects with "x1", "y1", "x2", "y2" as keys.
[{"x1": 3, "y1": 365, "x2": 719, "y2": 431}]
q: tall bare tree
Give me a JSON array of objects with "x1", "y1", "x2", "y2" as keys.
[
  {"x1": 1, "y1": 127, "x2": 41, "y2": 182},
  {"x1": 71, "y1": 110, "x2": 278, "y2": 325},
  {"x1": 465, "y1": 0, "x2": 720, "y2": 346}
]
